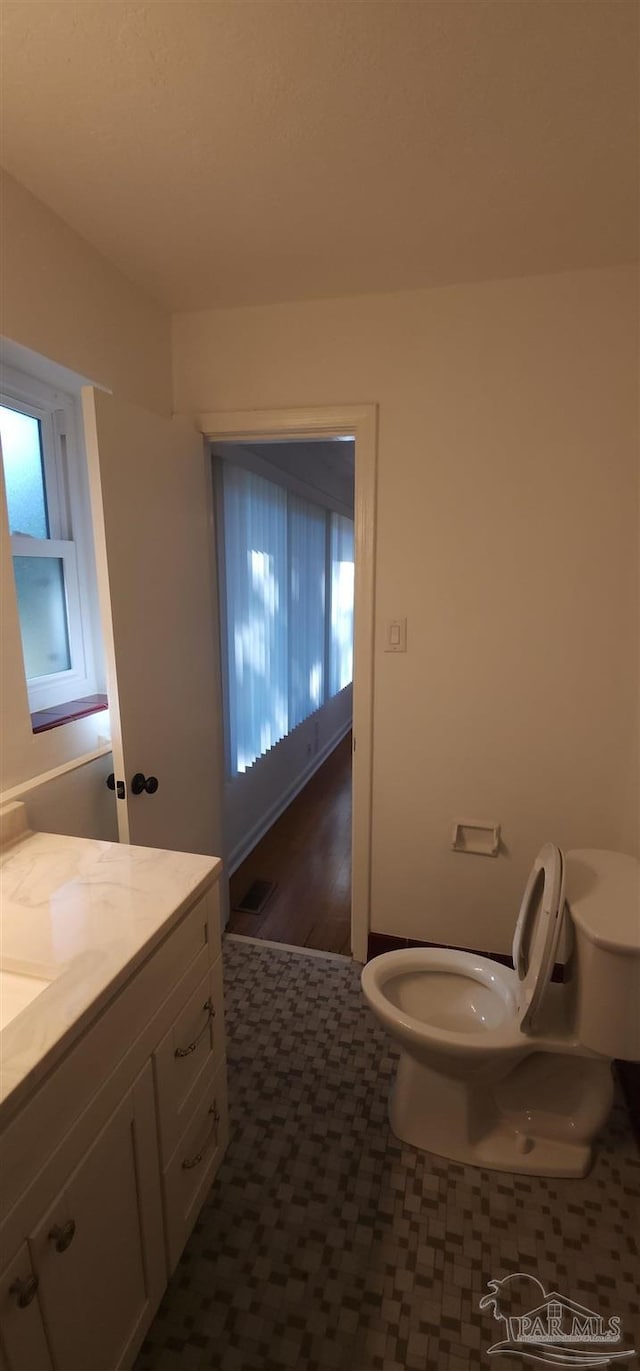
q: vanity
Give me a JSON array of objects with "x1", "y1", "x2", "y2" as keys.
[{"x1": 0, "y1": 803, "x2": 228, "y2": 1371}]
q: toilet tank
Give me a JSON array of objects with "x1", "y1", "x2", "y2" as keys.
[{"x1": 564, "y1": 850, "x2": 640, "y2": 1060}]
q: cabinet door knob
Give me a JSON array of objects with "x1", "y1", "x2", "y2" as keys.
[
  {"x1": 9, "y1": 1275, "x2": 39, "y2": 1308},
  {"x1": 131, "y1": 772, "x2": 159, "y2": 796},
  {"x1": 48, "y1": 1219, "x2": 76, "y2": 1252}
]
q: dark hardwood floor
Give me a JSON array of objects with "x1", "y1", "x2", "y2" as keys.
[{"x1": 228, "y1": 733, "x2": 352, "y2": 955}]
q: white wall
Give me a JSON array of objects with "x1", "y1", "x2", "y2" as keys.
[
  {"x1": 173, "y1": 264, "x2": 639, "y2": 953},
  {"x1": 0, "y1": 175, "x2": 173, "y2": 837},
  {"x1": 1, "y1": 172, "x2": 172, "y2": 415},
  {"x1": 3, "y1": 753, "x2": 118, "y2": 843}
]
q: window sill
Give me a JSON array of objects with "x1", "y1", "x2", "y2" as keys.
[{"x1": 31, "y1": 694, "x2": 109, "y2": 735}]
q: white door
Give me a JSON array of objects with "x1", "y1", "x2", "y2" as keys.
[{"x1": 82, "y1": 388, "x2": 223, "y2": 854}]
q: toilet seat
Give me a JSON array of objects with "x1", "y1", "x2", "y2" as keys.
[
  {"x1": 512, "y1": 842, "x2": 565, "y2": 1032},
  {"x1": 362, "y1": 843, "x2": 567, "y2": 1056},
  {"x1": 362, "y1": 946, "x2": 523, "y2": 1056}
]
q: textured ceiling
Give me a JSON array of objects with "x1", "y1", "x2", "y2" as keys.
[{"x1": 1, "y1": 1, "x2": 637, "y2": 311}]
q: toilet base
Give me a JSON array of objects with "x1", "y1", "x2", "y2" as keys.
[{"x1": 389, "y1": 1051, "x2": 603, "y2": 1178}]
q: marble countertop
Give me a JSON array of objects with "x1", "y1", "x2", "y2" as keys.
[{"x1": 0, "y1": 803, "x2": 221, "y2": 1117}]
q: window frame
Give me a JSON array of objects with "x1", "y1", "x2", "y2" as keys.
[{"x1": 1, "y1": 366, "x2": 99, "y2": 714}]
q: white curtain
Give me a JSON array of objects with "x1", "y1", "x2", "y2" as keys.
[
  {"x1": 222, "y1": 464, "x2": 288, "y2": 773},
  {"x1": 221, "y1": 461, "x2": 355, "y2": 774},
  {"x1": 329, "y1": 513, "x2": 355, "y2": 696},
  {"x1": 288, "y1": 493, "x2": 326, "y2": 729}
]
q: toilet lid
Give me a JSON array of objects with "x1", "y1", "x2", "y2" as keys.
[{"x1": 512, "y1": 842, "x2": 566, "y2": 1032}]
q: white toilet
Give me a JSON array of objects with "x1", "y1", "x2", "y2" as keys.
[{"x1": 361, "y1": 845, "x2": 640, "y2": 1177}]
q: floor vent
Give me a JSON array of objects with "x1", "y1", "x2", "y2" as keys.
[{"x1": 233, "y1": 879, "x2": 276, "y2": 915}]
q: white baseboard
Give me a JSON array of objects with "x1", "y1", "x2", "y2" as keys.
[{"x1": 227, "y1": 720, "x2": 352, "y2": 876}]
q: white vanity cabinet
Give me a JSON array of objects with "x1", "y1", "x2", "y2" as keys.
[{"x1": 0, "y1": 862, "x2": 228, "y2": 1371}]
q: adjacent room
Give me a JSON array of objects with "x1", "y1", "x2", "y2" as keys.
[
  {"x1": 214, "y1": 437, "x2": 355, "y2": 955},
  {"x1": 0, "y1": 3, "x2": 638, "y2": 1370}
]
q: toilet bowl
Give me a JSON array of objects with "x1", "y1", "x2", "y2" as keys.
[{"x1": 361, "y1": 844, "x2": 639, "y2": 1177}]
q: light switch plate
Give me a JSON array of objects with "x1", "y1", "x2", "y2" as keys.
[{"x1": 385, "y1": 618, "x2": 407, "y2": 652}]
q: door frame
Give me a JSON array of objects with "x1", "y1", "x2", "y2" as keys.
[{"x1": 197, "y1": 404, "x2": 377, "y2": 964}]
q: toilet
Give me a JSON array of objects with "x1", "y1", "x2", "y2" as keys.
[{"x1": 361, "y1": 845, "x2": 640, "y2": 1177}]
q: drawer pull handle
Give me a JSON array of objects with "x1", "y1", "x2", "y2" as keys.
[
  {"x1": 174, "y1": 998, "x2": 215, "y2": 1058},
  {"x1": 10, "y1": 1275, "x2": 39, "y2": 1309},
  {"x1": 48, "y1": 1220, "x2": 76, "y2": 1253},
  {"x1": 181, "y1": 1102, "x2": 220, "y2": 1170}
]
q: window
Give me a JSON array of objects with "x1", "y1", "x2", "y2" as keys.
[
  {"x1": 289, "y1": 493, "x2": 326, "y2": 728},
  {"x1": 329, "y1": 512, "x2": 355, "y2": 696},
  {"x1": 221, "y1": 464, "x2": 288, "y2": 775},
  {"x1": 219, "y1": 459, "x2": 354, "y2": 775},
  {"x1": 0, "y1": 369, "x2": 100, "y2": 717}
]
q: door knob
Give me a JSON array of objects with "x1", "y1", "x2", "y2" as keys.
[
  {"x1": 48, "y1": 1220, "x2": 76, "y2": 1253},
  {"x1": 106, "y1": 773, "x2": 115, "y2": 790},
  {"x1": 131, "y1": 772, "x2": 159, "y2": 796},
  {"x1": 10, "y1": 1274, "x2": 39, "y2": 1308}
]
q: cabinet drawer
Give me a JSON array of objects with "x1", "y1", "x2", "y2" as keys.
[
  {"x1": 162, "y1": 1060, "x2": 228, "y2": 1274},
  {"x1": 153, "y1": 956, "x2": 225, "y2": 1163}
]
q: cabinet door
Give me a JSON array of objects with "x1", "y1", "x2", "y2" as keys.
[
  {"x1": 0, "y1": 1243, "x2": 52, "y2": 1371},
  {"x1": 28, "y1": 1065, "x2": 164, "y2": 1371}
]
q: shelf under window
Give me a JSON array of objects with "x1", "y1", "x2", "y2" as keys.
[{"x1": 31, "y1": 693, "x2": 109, "y2": 735}]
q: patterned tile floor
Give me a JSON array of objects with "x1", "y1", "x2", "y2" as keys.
[{"x1": 135, "y1": 937, "x2": 640, "y2": 1371}]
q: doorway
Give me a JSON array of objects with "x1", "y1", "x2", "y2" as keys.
[
  {"x1": 213, "y1": 436, "x2": 354, "y2": 954},
  {"x1": 228, "y1": 730, "x2": 353, "y2": 953},
  {"x1": 199, "y1": 405, "x2": 376, "y2": 963}
]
